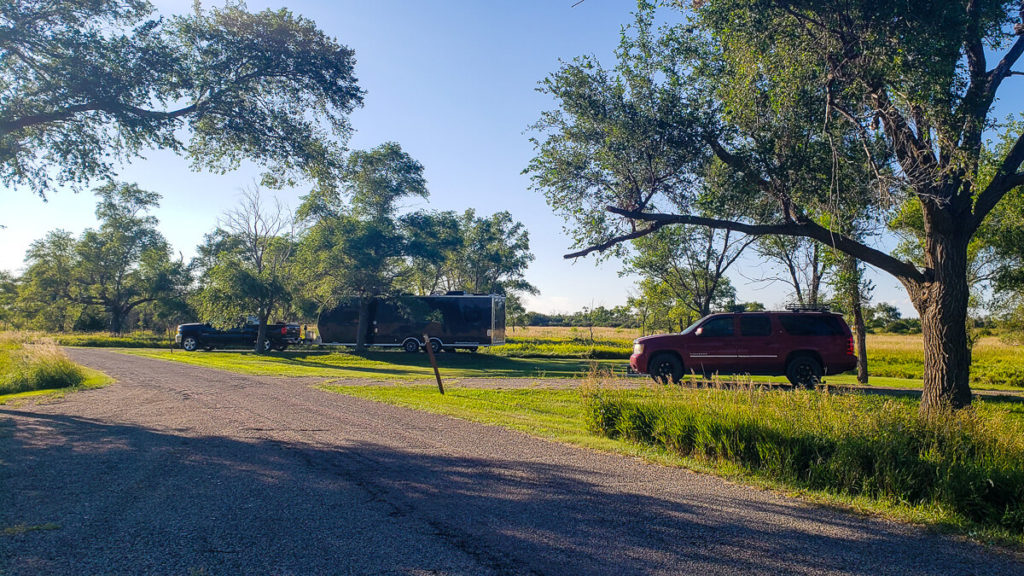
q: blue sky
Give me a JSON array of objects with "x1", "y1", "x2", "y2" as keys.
[{"x1": 3, "y1": 1, "x2": 1020, "y2": 316}]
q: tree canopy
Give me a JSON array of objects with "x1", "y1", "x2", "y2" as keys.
[
  {"x1": 0, "y1": 0, "x2": 363, "y2": 196},
  {"x1": 528, "y1": 0, "x2": 1024, "y2": 411}
]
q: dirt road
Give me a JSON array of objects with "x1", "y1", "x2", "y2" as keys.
[{"x1": 1, "y1": 349, "x2": 1022, "y2": 575}]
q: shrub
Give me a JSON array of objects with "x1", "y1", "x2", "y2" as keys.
[
  {"x1": 54, "y1": 331, "x2": 171, "y2": 348},
  {"x1": 0, "y1": 333, "x2": 87, "y2": 395},
  {"x1": 583, "y1": 387, "x2": 1024, "y2": 532}
]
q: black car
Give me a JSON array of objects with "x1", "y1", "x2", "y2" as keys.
[{"x1": 175, "y1": 322, "x2": 301, "y2": 352}]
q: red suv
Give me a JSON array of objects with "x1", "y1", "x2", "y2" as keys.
[{"x1": 630, "y1": 311, "x2": 857, "y2": 387}]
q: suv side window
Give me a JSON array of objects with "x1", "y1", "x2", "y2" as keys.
[
  {"x1": 739, "y1": 315, "x2": 772, "y2": 337},
  {"x1": 699, "y1": 317, "x2": 735, "y2": 337},
  {"x1": 778, "y1": 315, "x2": 842, "y2": 336}
]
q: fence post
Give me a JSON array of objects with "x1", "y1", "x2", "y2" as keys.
[{"x1": 423, "y1": 334, "x2": 444, "y2": 394}]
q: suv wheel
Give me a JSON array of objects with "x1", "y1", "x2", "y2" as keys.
[
  {"x1": 182, "y1": 336, "x2": 199, "y2": 352},
  {"x1": 261, "y1": 339, "x2": 273, "y2": 353},
  {"x1": 786, "y1": 355, "x2": 822, "y2": 388},
  {"x1": 648, "y1": 353, "x2": 683, "y2": 385}
]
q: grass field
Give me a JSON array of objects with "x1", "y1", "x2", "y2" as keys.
[
  {"x1": 123, "y1": 348, "x2": 627, "y2": 380},
  {"x1": 53, "y1": 325, "x2": 1024, "y2": 389},
  {"x1": 500, "y1": 329, "x2": 1024, "y2": 389}
]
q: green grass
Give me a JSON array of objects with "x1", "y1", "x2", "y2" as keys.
[
  {"x1": 0, "y1": 366, "x2": 111, "y2": 404},
  {"x1": 122, "y1": 348, "x2": 628, "y2": 380},
  {"x1": 325, "y1": 382, "x2": 1024, "y2": 546},
  {"x1": 584, "y1": 386, "x2": 1024, "y2": 540},
  {"x1": 484, "y1": 337, "x2": 631, "y2": 359},
  {"x1": 53, "y1": 331, "x2": 172, "y2": 348},
  {"x1": 322, "y1": 385, "x2": 613, "y2": 447},
  {"x1": 0, "y1": 333, "x2": 89, "y2": 395},
  {"x1": 42, "y1": 325, "x2": 1024, "y2": 389}
]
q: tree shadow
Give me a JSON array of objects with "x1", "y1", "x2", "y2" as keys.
[{"x1": 2, "y1": 408, "x2": 1020, "y2": 576}]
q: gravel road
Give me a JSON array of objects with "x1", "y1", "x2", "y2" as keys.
[{"x1": 1, "y1": 349, "x2": 1022, "y2": 576}]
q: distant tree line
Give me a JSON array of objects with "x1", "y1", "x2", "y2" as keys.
[{"x1": 0, "y1": 146, "x2": 535, "y2": 352}]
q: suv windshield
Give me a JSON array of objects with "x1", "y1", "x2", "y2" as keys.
[{"x1": 680, "y1": 317, "x2": 703, "y2": 335}]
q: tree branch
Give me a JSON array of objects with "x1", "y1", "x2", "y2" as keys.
[
  {"x1": 0, "y1": 98, "x2": 200, "y2": 135},
  {"x1": 563, "y1": 221, "x2": 667, "y2": 259},
  {"x1": 972, "y1": 130, "x2": 1024, "y2": 231},
  {"x1": 592, "y1": 206, "x2": 927, "y2": 283}
]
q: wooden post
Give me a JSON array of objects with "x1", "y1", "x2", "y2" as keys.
[{"x1": 423, "y1": 334, "x2": 444, "y2": 394}]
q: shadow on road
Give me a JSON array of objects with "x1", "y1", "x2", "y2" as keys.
[{"x1": 2, "y1": 407, "x2": 1016, "y2": 576}]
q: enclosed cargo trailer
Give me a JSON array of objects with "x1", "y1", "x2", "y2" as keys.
[{"x1": 315, "y1": 293, "x2": 505, "y2": 352}]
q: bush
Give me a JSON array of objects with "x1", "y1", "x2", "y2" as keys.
[
  {"x1": 54, "y1": 331, "x2": 171, "y2": 348},
  {"x1": 583, "y1": 387, "x2": 1024, "y2": 532},
  {"x1": 0, "y1": 333, "x2": 87, "y2": 395}
]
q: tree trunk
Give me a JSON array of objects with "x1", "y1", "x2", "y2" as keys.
[
  {"x1": 852, "y1": 292, "x2": 868, "y2": 385},
  {"x1": 911, "y1": 232, "x2": 973, "y2": 413},
  {"x1": 109, "y1": 305, "x2": 124, "y2": 335},
  {"x1": 254, "y1": 312, "x2": 270, "y2": 354},
  {"x1": 355, "y1": 295, "x2": 372, "y2": 352},
  {"x1": 842, "y1": 255, "x2": 868, "y2": 385}
]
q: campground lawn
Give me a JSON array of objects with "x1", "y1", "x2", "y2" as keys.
[{"x1": 122, "y1": 348, "x2": 627, "y2": 380}]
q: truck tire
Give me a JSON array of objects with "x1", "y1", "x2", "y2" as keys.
[
  {"x1": 786, "y1": 354, "x2": 822, "y2": 388},
  {"x1": 402, "y1": 338, "x2": 421, "y2": 353},
  {"x1": 182, "y1": 336, "x2": 199, "y2": 352},
  {"x1": 648, "y1": 353, "x2": 683, "y2": 385}
]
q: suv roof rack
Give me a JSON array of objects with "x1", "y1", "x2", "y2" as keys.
[{"x1": 784, "y1": 304, "x2": 831, "y2": 313}]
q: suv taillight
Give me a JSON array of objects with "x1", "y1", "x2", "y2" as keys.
[{"x1": 847, "y1": 336, "x2": 855, "y2": 356}]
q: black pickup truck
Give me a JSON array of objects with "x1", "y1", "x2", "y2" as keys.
[{"x1": 175, "y1": 322, "x2": 301, "y2": 352}]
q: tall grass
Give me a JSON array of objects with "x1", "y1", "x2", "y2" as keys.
[
  {"x1": 584, "y1": 386, "x2": 1024, "y2": 533},
  {"x1": 867, "y1": 335, "x2": 1024, "y2": 386},
  {"x1": 0, "y1": 332, "x2": 86, "y2": 395},
  {"x1": 53, "y1": 331, "x2": 171, "y2": 348}
]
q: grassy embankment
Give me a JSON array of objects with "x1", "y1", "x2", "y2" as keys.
[
  {"x1": 0, "y1": 332, "x2": 110, "y2": 402},
  {"x1": 325, "y1": 381, "x2": 1024, "y2": 546}
]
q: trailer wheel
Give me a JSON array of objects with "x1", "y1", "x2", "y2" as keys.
[
  {"x1": 402, "y1": 338, "x2": 421, "y2": 353},
  {"x1": 429, "y1": 339, "x2": 442, "y2": 354}
]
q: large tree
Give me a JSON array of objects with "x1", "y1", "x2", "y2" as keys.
[
  {"x1": 17, "y1": 229, "x2": 80, "y2": 331},
  {"x1": 73, "y1": 182, "x2": 187, "y2": 334},
  {"x1": 17, "y1": 182, "x2": 187, "y2": 333},
  {"x1": 193, "y1": 187, "x2": 295, "y2": 353},
  {"x1": 529, "y1": 1, "x2": 1024, "y2": 412},
  {"x1": 625, "y1": 224, "x2": 747, "y2": 318},
  {"x1": 296, "y1": 142, "x2": 427, "y2": 351},
  {"x1": 1, "y1": 0, "x2": 363, "y2": 196},
  {"x1": 401, "y1": 209, "x2": 537, "y2": 298}
]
